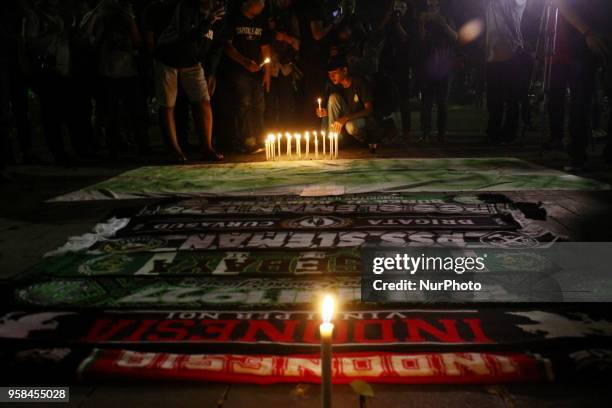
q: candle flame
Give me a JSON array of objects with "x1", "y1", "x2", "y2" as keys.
[
  {"x1": 296, "y1": 133, "x2": 301, "y2": 140},
  {"x1": 321, "y1": 294, "x2": 335, "y2": 324}
]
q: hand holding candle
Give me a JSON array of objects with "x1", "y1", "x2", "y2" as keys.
[
  {"x1": 320, "y1": 294, "x2": 335, "y2": 408},
  {"x1": 259, "y1": 57, "x2": 271, "y2": 68}
]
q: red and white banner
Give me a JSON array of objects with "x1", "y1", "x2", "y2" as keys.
[{"x1": 79, "y1": 350, "x2": 549, "y2": 384}]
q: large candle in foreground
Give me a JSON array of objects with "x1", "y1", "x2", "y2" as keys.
[
  {"x1": 320, "y1": 294, "x2": 334, "y2": 408},
  {"x1": 276, "y1": 133, "x2": 282, "y2": 158}
]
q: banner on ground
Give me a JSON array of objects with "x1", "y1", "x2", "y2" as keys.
[
  {"x1": 136, "y1": 194, "x2": 510, "y2": 217},
  {"x1": 87, "y1": 230, "x2": 559, "y2": 253},
  {"x1": 117, "y1": 214, "x2": 518, "y2": 236},
  {"x1": 79, "y1": 350, "x2": 548, "y2": 384},
  {"x1": 2, "y1": 309, "x2": 611, "y2": 350}
]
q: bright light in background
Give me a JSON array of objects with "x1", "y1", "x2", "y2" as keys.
[{"x1": 458, "y1": 18, "x2": 484, "y2": 45}]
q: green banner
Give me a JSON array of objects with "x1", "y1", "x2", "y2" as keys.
[
  {"x1": 51, "y1": 158, "x2": 609, "y2": 202},
  {"x1": 14, "y1": 277, "x2": 362, "y2": 308},
  {"x1": 33, "y1": 249, "x2": 363, "y2": 277}
]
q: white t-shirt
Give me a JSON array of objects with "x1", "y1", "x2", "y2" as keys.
[{"x1": 486, "y1": 0, "x2": 527, "y2": 62}]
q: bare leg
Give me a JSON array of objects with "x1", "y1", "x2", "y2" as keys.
[
  {"x1": 192, "y1": 99, "x2": 223, "y2": 160},
  {"x1": 160, "y1": 106, "x2": 187, "y2": 161}
]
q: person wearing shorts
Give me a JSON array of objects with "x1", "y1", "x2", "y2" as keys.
[{"x1": 154, "y1": 0, "x2": 226, "y2": 162}]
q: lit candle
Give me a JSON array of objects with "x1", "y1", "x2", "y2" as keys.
[
  {"x1": 334, "y1": 133, "x2": 339, "y2": 159},
  {"x1": 286, "y1": 133, "x2": 292, "y2": 157},
  {"x1": 321, "y1": 131, "x2": 326, "y2": 157},
  {"x1": 314, "y1": 131, "x2": 319, "y2": 160},
  {"x1": 320, "y1": 294, "x2": 335, "y2": 408},
  {"x1": 268, "y1": 134, "x2": 275, "y2": 161},
  {"x1": 259, "y1": 57, "x2": 271, "y2": 68},
  {"x1": 317, "y1": 97, "x2": 322, "y2": 111},
  {"x1": 265, "y1": 138, "x2": 270, "y2": 161},
  {"x1": 305, "y1": 132, "x2": 310, "y2": 158},
  {"x1": 270, "y1": 135, "x2": 276, "y2": 160},
  {"x1": 277, "y1": 133, "x2": 282, "y2": 158},
  {"x1": 295, "y1": 133, "x2": 301, "y2": 158},
  {"x1": 328, "y1": 133, "x2": 334, "y2": 159}
]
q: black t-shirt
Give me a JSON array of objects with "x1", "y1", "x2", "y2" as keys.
[
  {"x1": 337, "y1": 75, "x2": 373, "y2": 114},
  {"x1": 142, "y1": 0, "x2": 179, "y2": 42},
  {"x1": 226, "y1": 11, "x2": 272, "y2": 72}
]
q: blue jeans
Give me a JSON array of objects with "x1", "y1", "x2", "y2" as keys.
[{"x1": 324, "y1": 93, "x2": 379, "y2": 143}]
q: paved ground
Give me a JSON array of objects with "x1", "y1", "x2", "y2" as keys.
[{"x1": 2, "y1": 130, "x2": 612, "y2": 406}]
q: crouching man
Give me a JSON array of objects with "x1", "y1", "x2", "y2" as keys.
[{"x1": 316, "y1": 56, "x2": 381, "y2": 151}]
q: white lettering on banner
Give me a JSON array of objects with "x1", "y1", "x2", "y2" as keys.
[
  {"x1": 116, "y1": 350, "x2": 156, "y2": 368},
  {"x1": 390, "y1": 355, "x2": 435, "y2": 377},
  {"x1": 184, "y1": 354, "x2": 225, "y2": 371},
  {"x1": 110, "y1": 352, "x2": 526, "y2": 379},
  {"x1": 283, "y1": 358, "x2": 320, "y2": 377},
  {"x1": 232, "y1": 356, "x2": 274, "y2": 376},
  {"x1": 134, "y1": 252, "x2": 177, "y2": 275},
  {"x1": 341, "y1": 356, "x2": 385, "y2": 377}
]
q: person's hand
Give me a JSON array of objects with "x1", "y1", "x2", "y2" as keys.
[
  {"x1": 207, "y1": 75, "x2": 217, "y2": 96},
  {"x1": 244, "y1": 59, "x2": 260, "y2": 72},
  {"x1": 585, "y1": 31, "x2": 611, "y2": 59},
  {"x1": 263, "y1": 75, "x2": 271, "y2": 93},
  {"x1": 332, "y1": 117, "x2": 349, "y2": 133},
  {"x1": 316, "y1": 108, "x2": 328, "y2": 118},
  {"x1": 205, "y1": 5, "x2": 226, "y2": 25}
]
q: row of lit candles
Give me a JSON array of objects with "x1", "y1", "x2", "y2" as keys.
[{"x1": 265, "y1": 131, "x2": 339, "y2": 161}]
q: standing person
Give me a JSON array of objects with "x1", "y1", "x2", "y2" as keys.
[
  {"x1": 142, "y1": 0, "x2": 192, "y2": 152},
  {"x1": 550, "y1": 0, "x2": 611, "y2": 170},
  {"x1": 154, "y1": 0, "x2": 226, "y2": 162},
  {"x1": 416, "y1": 0, "x2": 457, "y2": 143},
  {"x1": 485, "y1": 0, "x2": 527, "y2": 144},
  {"x1": 92, "y1": 0, "x2": 148, "y2": 159},
  {"x1": 25, "y1": 0, "x2": 84, "y2": 164},
  {"x1": 1, "y1": 0, "x2": 35, "y2": 165},
  {"x1": 266, "y1": 0, "x2": 300, "y2": 130},
  {"x1": 315, "y1": 55, "x2": 381, "y2": 150},
  {"x1": 224, "y1": 0, "x2": 272, "y2": 153},
  {"x1": 295, "y1": 0, "x2": 344, "y2": 127},
  {"x1": 382, "y1": 0, "x2": 418, "y2": 140}
]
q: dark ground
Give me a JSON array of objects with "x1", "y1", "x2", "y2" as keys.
[{"x1": 1, "y1": 105, "x2": 612, "y2": 407}]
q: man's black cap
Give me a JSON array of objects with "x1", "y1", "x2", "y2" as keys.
[{"x1": 327, "y1": 55, "x2": 348, "y2": 71}]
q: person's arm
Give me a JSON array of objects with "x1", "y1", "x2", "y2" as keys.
[
  {"x1": 225, "y1": 40, "x2": 260, "y2": 72},
  {"x1": 311, "y1": 11, "x2": 344, "y2": 42},
  {"x1": 127, "y1": 15, "x2": 142, "y2": 48},
  {"x1": 440, "y1": 15, "x2": 457, "y2": 42},
  {"x1": 277, "y1": 14, "x2": 300, "y2": 51},
  {"x1": 331, "y1": 101, "x2": 373, "y2": 132},
  {"x1": 378, "y1": 0, "x2": 395, "y2": 30},
  {"x1": 553, "y1": 0, "x2": 610, "y2": 57},
  {"x1": 205, "y1": 19, "x2": 226, "y2": 77}
]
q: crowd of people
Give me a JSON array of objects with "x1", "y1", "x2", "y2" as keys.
[{"x1": 0, "y1": 0, "x2": 610, "y2": 173}]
